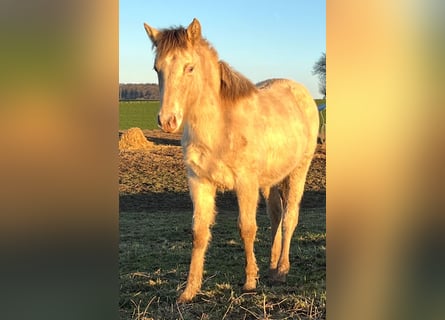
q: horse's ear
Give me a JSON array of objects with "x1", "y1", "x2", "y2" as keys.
[
  {"x1": 144, "y1": 23, "x2": 159, "y2": 45},
  {"x1": 187, "y1": 18, "x2": 201, "y2": 44}
]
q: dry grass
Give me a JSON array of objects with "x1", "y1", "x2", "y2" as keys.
[{"x1": 120, "y1": 208, "x2": 325, "y2": 319}]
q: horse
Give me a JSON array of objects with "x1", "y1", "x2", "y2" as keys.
[{"x1": 144, "y1": 18, "x2": 319, "y2": 303}]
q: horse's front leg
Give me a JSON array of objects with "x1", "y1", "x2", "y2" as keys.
[
  {"x1": 236, "y1": 180, "x2": 259, "y2": 292},
  {"x1": 177, "y1": 175, "x2": 216, "y2": 303}
]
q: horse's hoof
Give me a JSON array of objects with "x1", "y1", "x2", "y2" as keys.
[
  {"x1": 269, "y1": 271, "x2": 287, "y2": 285},
  {"x1": 241, "y1": 287, "x2": 257, "y2": 294},
  {"x1": 177, "y1": 292, "x2": 194, "y2": 303},
  {"x1": 269, "y1": 267, "x2": 288, "y2": 283},
  {"x1": 242, "y1": 281, "x2": 257, "y2": 293}
]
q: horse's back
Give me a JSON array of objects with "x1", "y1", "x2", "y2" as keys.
[
  {"x1": 257, "y1": 79, "x2": 318, "y2": 126},
  {"x1": 256, "y1": 78, "x2": 319, "y2": 145}
]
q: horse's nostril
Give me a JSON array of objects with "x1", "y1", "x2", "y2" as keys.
[
  {"x1": 157, "y1": 114, "x2": 162, "y2": 127},
  {"x1": 169, "y1": 116, "x2": 177, "y2": 130}
]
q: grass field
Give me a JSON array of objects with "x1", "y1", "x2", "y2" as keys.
[
  {"x1": 119, "y1": 101, "x2": 160, "y2": 130},
  {"x1": 119, "y1": 207, "x2": 326, "y2": 319},
  {"x1": 119, "y1": 99, "x2": 326, "y2": 131}
]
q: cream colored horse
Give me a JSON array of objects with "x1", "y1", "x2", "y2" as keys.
[{"x1": 144, "y1": 18, "x2": 319, "y2": 303}]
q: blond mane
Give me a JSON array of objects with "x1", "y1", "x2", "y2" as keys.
[{"x1": 219, "y1": 61, "x2": 257, "y2": 104}]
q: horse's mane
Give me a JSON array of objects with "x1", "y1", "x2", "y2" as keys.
[{"x1": 219, "y1": 61, "x2": 257, "y2": 104}]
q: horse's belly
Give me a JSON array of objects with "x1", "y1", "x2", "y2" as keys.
[
  {"x1": 258, "y1": 154, "x2": 299, "y2": 187},
  {"x1": 257, "y1": 138, "x2": 306, "y2": 187}
]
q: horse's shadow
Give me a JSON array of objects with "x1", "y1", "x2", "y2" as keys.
[
  {"x1": 119, "y1": 190, "x2": 325, "y2": 213},
  {"x1": 146, "y1": 136, "x2": 181, "y2": 146}
]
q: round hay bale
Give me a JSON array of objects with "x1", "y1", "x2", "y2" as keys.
[{"x1": 119, "y1": 127, "x2": 154, "y2": 151}]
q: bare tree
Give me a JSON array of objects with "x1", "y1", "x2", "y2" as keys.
[{"x1": 312, "y1": 52, "x2": 326, "y2": 98}]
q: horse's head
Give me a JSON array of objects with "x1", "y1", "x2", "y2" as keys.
[{"x1": 144, "y1": 18, "x2": 207, "y2": 133}]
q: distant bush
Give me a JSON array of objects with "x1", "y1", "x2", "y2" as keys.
[{"x1": 119, "y1": 83, "x2": 160, "y2": 100}]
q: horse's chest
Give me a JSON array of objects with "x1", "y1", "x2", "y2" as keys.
[{"x1": 183, "y1": 145, "x2": 236, "y2": 190}]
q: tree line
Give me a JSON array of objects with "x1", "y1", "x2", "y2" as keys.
[{"x1": 119, "y1": 83, "x2": 160, "y2": 100}]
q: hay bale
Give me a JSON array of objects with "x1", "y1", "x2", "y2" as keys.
[{"x1": 119, "y1": 127, "x2": 154, "y2": 151}]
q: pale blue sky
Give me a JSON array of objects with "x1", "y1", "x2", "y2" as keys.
[{"x1": 119, "y1": 1, "x2": 325, "y2": 98}]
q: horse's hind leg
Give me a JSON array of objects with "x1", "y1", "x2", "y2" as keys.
[
  {"x1": 262, "y1": 186, "x2": 284, "y2": 279},
  {"x1": 272, "y1": 156, "x2": 313, "y2": 284},
  {"x1": 237, "y1": 180, "x2": 259, "y2": 292},
  {"x1": 178, "y1": 176, "x2": 217, "y2": 303}
]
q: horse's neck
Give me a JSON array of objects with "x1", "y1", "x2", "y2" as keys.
[{"x1": 184, "y1": 94, "x2": 224, "y2": 149}]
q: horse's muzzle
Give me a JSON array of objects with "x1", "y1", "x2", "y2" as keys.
[{"x1": 158, "y1": 113, "x2": 179, "y2": 133}]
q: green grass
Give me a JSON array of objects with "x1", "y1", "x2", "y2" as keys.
[
  {"x1": 315, "y1": 99, "x2": 326, "y2": 141},
  {"x1": 120, "y1": 207, "x2": 326, "y2": 319},
  {"x1": 314, "y1": 99, "x2": 325, "y2": 106},
  {"x1": 314, "y1": 99, "x2": 326, "y2": 123},
  {"x1": 119, "y1": 101, "x2": 160, "y2": 130}
]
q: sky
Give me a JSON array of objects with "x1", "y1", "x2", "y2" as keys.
[{"x1": 119, "y1": 0, "x2": 326, "y2": 98}]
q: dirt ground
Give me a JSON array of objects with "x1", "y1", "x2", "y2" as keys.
[{"x1": 119, "y1": 130, "x2": 326, "y2": 213}]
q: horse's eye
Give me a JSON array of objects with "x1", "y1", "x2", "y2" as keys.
[{"x1": 185, "y1": 65, "x2": 194, "y2": 73}]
